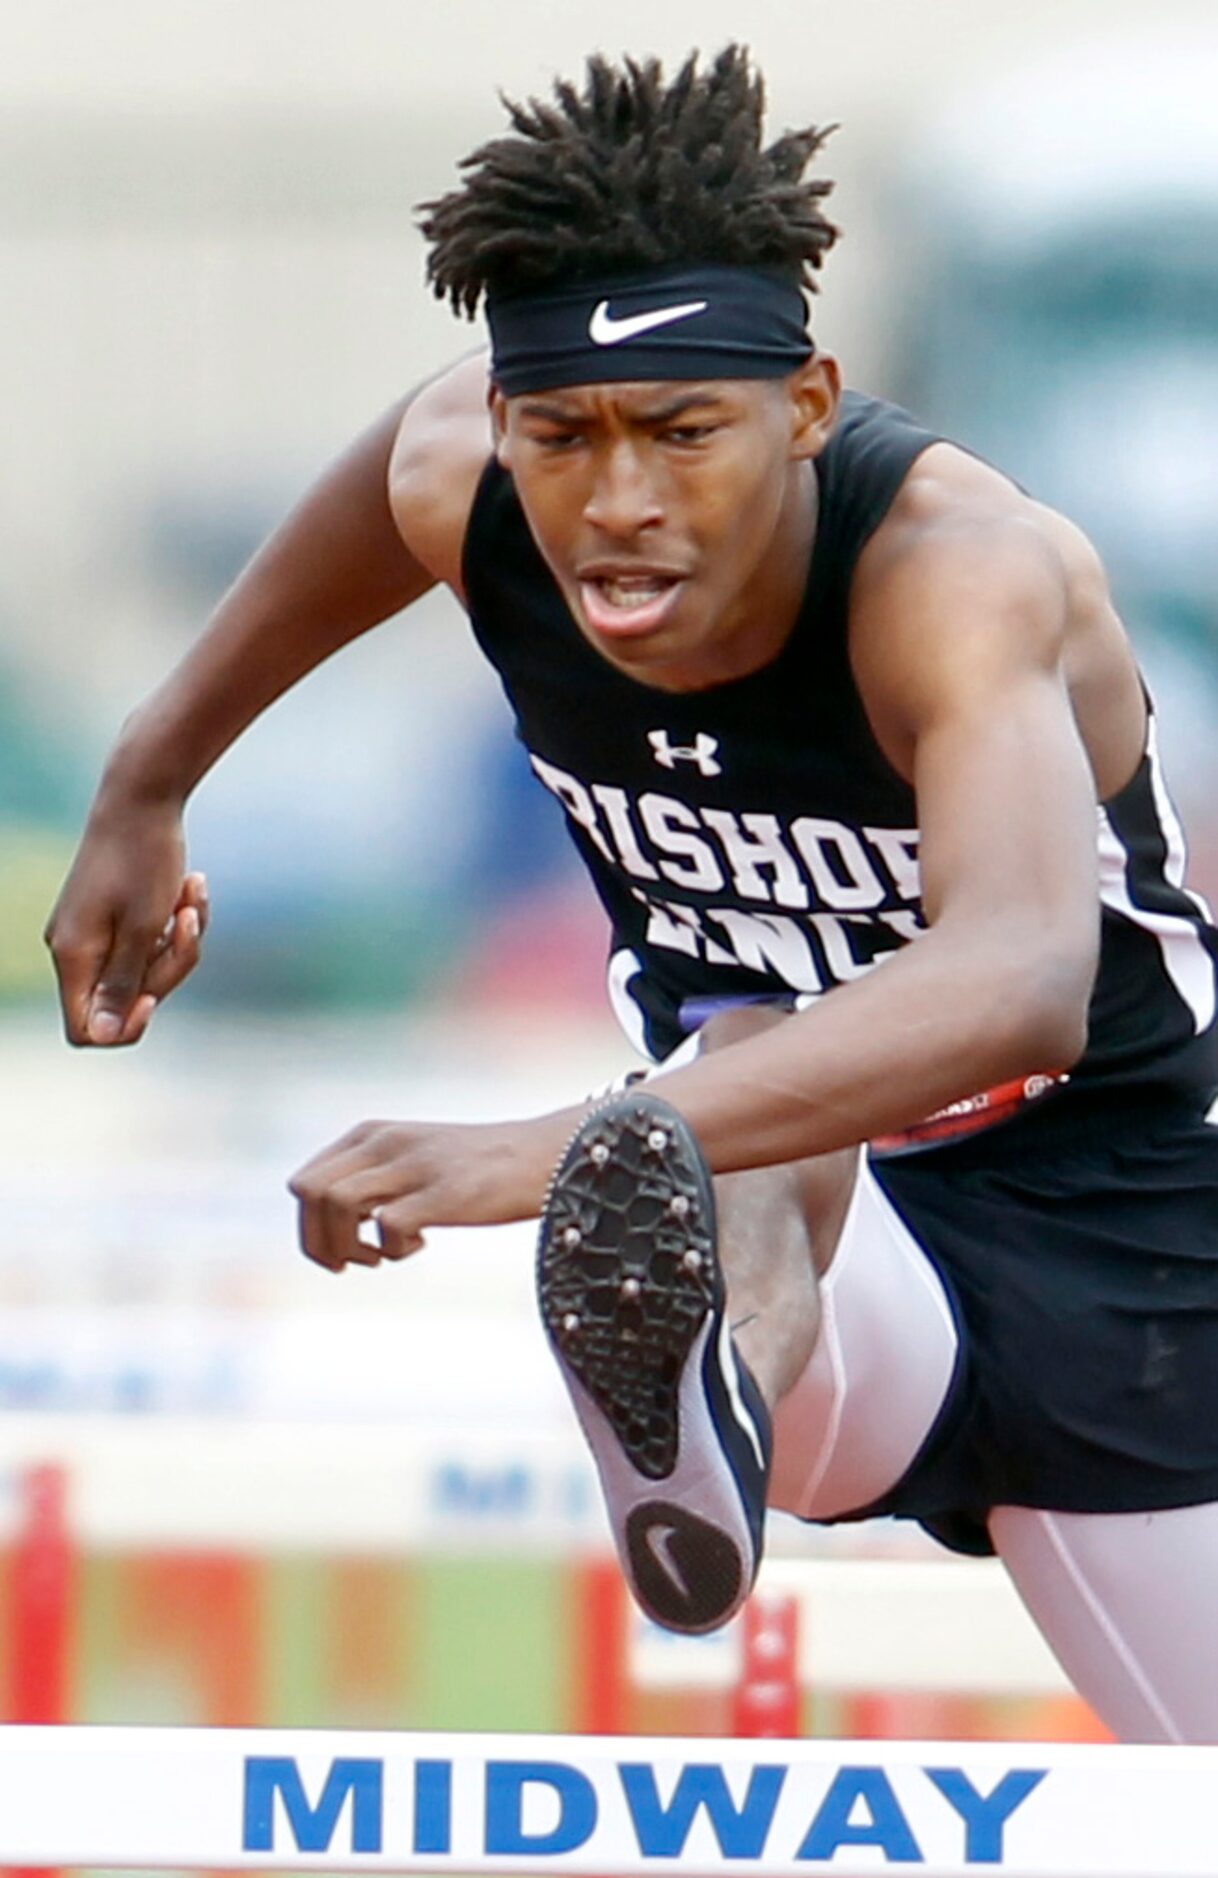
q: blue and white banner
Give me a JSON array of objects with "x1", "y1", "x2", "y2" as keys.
[{"x1": 0, "y1": 1725, "x2": 1211, "y2": 1874}]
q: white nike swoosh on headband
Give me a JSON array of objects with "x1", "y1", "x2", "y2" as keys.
[{"x1": 588, "y1": 299, "x2": 709, "y2": 345}]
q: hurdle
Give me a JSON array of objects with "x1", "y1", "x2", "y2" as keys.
[
  {"x1": 0, "y1": 1724, "x2": 1209, "y2": 1874},
  {"x1": 0, "y1": 1429, "x2": 1118, "y2": 1750}
]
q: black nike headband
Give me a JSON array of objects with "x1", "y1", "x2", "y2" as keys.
[{"x1": 486, "y1": 264, "x2": 814, "y2": 394}]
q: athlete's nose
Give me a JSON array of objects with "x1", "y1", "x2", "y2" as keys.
[{"x1": 583, "y1": 442, "x2": 664, "y2": 538}]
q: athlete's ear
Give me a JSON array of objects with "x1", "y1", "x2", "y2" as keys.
[
  {"x1": 787, "y1": 354, "x2": 841, "y2": 461},
  {"x1": 489, "y1": 386, "x2": 511, "y2": 467}
]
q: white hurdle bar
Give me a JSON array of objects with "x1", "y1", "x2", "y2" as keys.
[{"x1": 0, "y1": 1726, "x2": 1212, "y2": 1875}]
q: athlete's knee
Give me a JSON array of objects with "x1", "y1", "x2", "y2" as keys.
[{"x1": 717, "y1": 1133, "x2": 856, "y2": 1281}]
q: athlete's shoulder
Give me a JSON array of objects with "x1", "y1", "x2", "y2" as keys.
[
  {"x1": 388, "y1": 350, "x2": 495, "y2": 598},
  {"x1": 847, "y1": 440, "x2": 1063, "y2": 744},
  {"x1": 865, "y1": 430, "x2": 1103, "y2": 600},
  {"x1": 879, "y1": 437, "x2": 1035, "y2": 543}
]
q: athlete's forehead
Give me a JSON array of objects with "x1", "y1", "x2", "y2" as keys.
[{"x1": 508, "y1": 380, "x2": 771, "y2": 422}]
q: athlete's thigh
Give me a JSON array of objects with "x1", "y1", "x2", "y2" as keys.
[
  {"x1": 769, "y1": 1157, "x2": 960, "y2": 1522},
  {"x1": 991, "y1": 1500, "x2": 1218, "y2": 1744}
]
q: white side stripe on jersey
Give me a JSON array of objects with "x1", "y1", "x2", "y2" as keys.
[
  {"x1": 607, "y1": 948, "x2": 649, "y2": 1057},
  {"x1": 1097, "y1": 726, "x2": 1217, "y2": 1034},
  {"x1": 1146, "y1": 717, "x2": 1214, "y2": 911}
]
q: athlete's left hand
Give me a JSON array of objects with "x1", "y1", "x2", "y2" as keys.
[{"x1": 287, "y1": 1111, "x2": 584, "y2": 1273}]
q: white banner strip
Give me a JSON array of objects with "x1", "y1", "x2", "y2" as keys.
[
  {"x1": 630, "y1": 1561, "x2": 1074, "y2": 1697},
  {"x1": 0, "y1": 1725, "x2": 1212, "y2": 1875}
]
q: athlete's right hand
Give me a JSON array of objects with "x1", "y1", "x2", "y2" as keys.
[{"x1": 44, "y1": 797, "x2": 210, "y2": 1047}]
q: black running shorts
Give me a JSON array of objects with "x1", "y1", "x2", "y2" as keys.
[{"x1": 856, "y1": 1088, "x2": 1218, "y2": 1556}]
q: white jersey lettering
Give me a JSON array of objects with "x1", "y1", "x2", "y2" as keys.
[
  {"x1": 809, "y1": 911, "x2": 877, "y2": 983},
  {"x1": 705, "y1": 907, "x2": 825, "y2": 991},
  {"x1": 701, "y1": 809, "x2": 809, "y2": 909},
  {"x1": 633, "y1": 889, "x2": 737, "y2": 967},
  {"x1": 638, "y1": 794, "x2": 724, "y2": 893},
  {"x1": 790, "y1": 817, "x2": 887, "y2": 910},
  {"x1": 863, "y1": 826, "x2": 922, "y2": 901},
  {"x1": 529, "y1": 755, "x2": 615, "y2": 864},
  {"x1": 591, "y1": 785, "x2": 660, "y2": 881},
  {"x1": 880, "y1": 908, "x2": 925, "y2": 943}
]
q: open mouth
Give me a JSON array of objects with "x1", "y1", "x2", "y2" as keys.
[{"x1": 578, "y1": 572, "x2": 686, "y2": 638}]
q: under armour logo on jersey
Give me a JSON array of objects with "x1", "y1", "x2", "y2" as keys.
[{"x1": 648, "y1": 730, "x2": 722, "y2": 777}]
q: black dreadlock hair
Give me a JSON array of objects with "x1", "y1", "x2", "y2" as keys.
[{"x1": 419, "y1": 46, "x2": 838, "y2": 318}]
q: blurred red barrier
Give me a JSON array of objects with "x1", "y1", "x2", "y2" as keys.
[
  {"x1": 572, "y1": 1556, "x2": 628, "y2": 1735},
  {"x1": 7, "y1": 1463, "x2": 72, "y2": 1878},
  {"x1": 732, "y1": 1591, "x2": 800, "y2": 1739},
  {"x1": 8, "y1": 1463, "x2": 72, "y2": 1726}
]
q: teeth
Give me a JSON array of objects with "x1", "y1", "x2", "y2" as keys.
[{"x1": 598, "y1": 577, "x2": 671, "y2": 609}]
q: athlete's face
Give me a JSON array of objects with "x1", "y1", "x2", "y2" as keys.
[{"x1": 492, "y1": 358, "x2": 840, "y2": 691}]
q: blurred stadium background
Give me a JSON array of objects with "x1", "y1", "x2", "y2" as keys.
[{"x1": 3, "y1": 0, "x2": 1218, "y2": 1745}]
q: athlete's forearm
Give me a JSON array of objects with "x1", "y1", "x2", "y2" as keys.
[
  {"x1": 645, "y1": 915, "x2": 1095, "y2": 1172},
  {"x1": 102, "y1": 395, "x2": 429, "y2": 806}
]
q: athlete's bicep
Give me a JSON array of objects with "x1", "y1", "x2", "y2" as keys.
[
  {"x1": 913, "y1": 654, "x2": 1098, "y2": 955},
  {"x1": 859, "y1": 522, "x2": 1100, "y2": 1040}
]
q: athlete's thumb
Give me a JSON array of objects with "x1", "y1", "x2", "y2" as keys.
[{"x1": 87, "y1": 923, "x2": 158, "y2": 1044}]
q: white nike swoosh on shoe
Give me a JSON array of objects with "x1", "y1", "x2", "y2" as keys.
[
  {"x1": 588, "y1": 299, "x2": 709, "y2": 345},
  {"x1": 644, "y1": 1521, "x2": 691, "y2": 1599}
]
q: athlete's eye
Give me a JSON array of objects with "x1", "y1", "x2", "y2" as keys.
[
  {"x1": 531, "y1": 429, "x2": 583, "y2": 451},
  {"x1": 661, "y1": 424, "x2": 718, "y2": 446}
]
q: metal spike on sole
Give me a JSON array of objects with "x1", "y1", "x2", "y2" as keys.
[{"x1": 538, "y1": 1093, "x2": 716, "y2": 1481}]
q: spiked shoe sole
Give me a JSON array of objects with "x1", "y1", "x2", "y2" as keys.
[{"x1": 538, "y1": 1091, "x2": 769, "y2": 1633}]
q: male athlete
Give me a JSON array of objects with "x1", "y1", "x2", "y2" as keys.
[{"x1": 47, "y1": 50, "x2": 1218, "y2": 1740}]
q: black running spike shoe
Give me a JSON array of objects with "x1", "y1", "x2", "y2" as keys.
[{"x1": 538, "y1": 1090, "x2": 771, "y2": 1634}]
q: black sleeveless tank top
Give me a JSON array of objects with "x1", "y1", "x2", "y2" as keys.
[{"x1": 462, "y1": 391, "x2": 1218, "y2": 1120}]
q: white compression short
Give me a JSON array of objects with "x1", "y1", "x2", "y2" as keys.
[
  {"x1": 768, "y1": 1157, "x2": 960, "y2": 1524},
  {"x1": 763, "y1": 1154, "x2": 1218, "y2": 1744}
]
